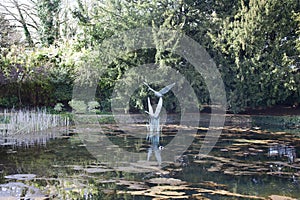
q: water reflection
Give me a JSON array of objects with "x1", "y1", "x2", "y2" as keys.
[
  {"x1": 0, "y1": 182, "x2": 46, "y2": 199},
  {"x1": 147, "y1": 135, "x2": 162, "y2": 165},
  {"x1": 0, "y1": 125, "x2": 300, "y2": 199},
  {"x1": 268, "y1": 145, "x2": 296, "y2": 163},
  {"x1": 0, "y1": 128, "x2": 69, "y2": 148},
  {"x1": 0, "y1": 123, "x2": 299, "y2": 199}
]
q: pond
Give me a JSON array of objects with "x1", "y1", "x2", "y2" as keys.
[{"x1": 0, "y1": 120, "x2": 299, "y2": 199}]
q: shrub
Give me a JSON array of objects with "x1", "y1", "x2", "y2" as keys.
[
  {"x1": 87, "y1": 101, "x2": 100, "y2": 112},
  {"x1": 68, "y1": 100, "x2": 87, "y2": 113},
  {"x1": 0, "y1": 96, "x2": 18, "y2": 108},
  {"x1": 54, "y1": 103, "x2": 64, "y2": 112}
]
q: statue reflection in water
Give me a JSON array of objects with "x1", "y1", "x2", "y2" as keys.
[
  {"x1": 147, "y1": 138, "x2": 163, "y2": 166},
  {"x1": 144, "y1": 83, "x2": 175, "y2": 166}
]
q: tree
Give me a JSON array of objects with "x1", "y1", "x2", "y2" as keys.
[
  {"x1": 0, "y1": 0, "x2": 38, "y2": 46},
  {"x1": 0, "y1": 0, "x2": 70, "y2": 46},
  {"x1": 36, "y1": 0, "x2": 61, "y2": 46},
  {"x1": 0, "y1": 13, "x2": 21, "y2": 48},
  {"x1": 209, "y1": 0, "x2": 300, "y2": 112},
  {"x1": 71, "y1": 0, "x2": 194, "y2": 112}
]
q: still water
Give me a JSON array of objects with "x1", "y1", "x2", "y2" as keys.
[{"x1": 0, "y1": 123, "x2": 299, "y2": 199}]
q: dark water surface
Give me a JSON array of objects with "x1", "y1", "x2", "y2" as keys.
[{"x1": 0, "y1": 124, "x2": 299, "y2": 199}]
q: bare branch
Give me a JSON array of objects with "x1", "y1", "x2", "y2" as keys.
[
  {"x1": 22, "y1": 8, "x2": 39, "y2": 29},
  {"x1": 0, "y1": 0, "x2": 34, "y2": 45},
  {"x1": 0, "y1": 3, "x2": 22, "y2": 23}
]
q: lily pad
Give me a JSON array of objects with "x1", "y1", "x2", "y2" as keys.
[
  {"x1": 147, "y1": 178, "x2": 186, "y2": 185},
  {"x1": 233, "y1": 139, "x2": 273, "y2": 144},
  {"x1": 199, "y1": 181, "x2": 227, "y2": 189},
  {"x1": 116, "y1": 180, "x2": 148, "y2": 190},
  {"x1": 5, "y1": 174, "x2": 36, "y2": 180},
  {"x1": 197, "y1": 188, "x2": 265, "y2": 199},
  {"x1": 83, "y1": 168, "x2": 113, "y2": 173},
  {"x1": 268, "y1": 195, "x2": 297, "y2": 200},
  {"x1": 118, "y1": 185, "x2": 190, "y2": 199}
]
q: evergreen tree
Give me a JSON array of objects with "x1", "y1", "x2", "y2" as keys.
[
  {"x1": 71, "y1": 0, "x2": 193, "y2": 112},
  {"x1": 210, "y1": 0, "x2": 300, "y2": 112},
  {"x1": 37, "y1": 0, "x2": 61, "y2": 46}
]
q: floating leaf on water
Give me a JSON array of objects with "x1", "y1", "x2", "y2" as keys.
[
  {"x1": 220, "y1": 148, "x2": 229, "y2": 152},
  {"x1": 193, "y1": 160, "x2": 218, "y2": 164},
  {"x1": 199, "y1": 181, "x2": 227, "y2": 189},
  {"x1": 99, "y1": 179, "x2": 116, "y2": 184},
  {"x1": 227, "y1": 147, "x2": 241, "y2": 151},
  {"x1": 4, "y1": 174, "x2": 36, "y2": 180},
  {"x1": 118, "y1": 185, "x2": 190, "y2": 199},
  {"x1": 83, "y1": 168, "x2": 113, "y2": 173},
  {"x1": 127, "y1": 184, "x2": 148, "y2": 190},
  {"x1": 233, "y1": 139, "x2": 273, "y2": 144},
  {"x1": 197, "y1": 188, "x2": 265, "y2": 199},
  {"x1": 115, "y1": 166, "x2": 155, "y2": 173},
  {"x1": 252, "y1": 126, "x2": 261, "y2": 130},
  {"x1": 231, "y1": 171, "x2": 259, "y2": 176},
  {"x1": 268, "y1": 195, "x2": 298, "y2": 200},
  {"x1": 266, "y1": 171, "x2": 295, "y2": 177},
  {"x1": 147, "y1": 178, "x2": 186, "y2": 185},
  {"x1": 251, "y1": 168, "x2": 267, "y2": 174},
  {"x1": 159, "y1": 190, "x2": 186, "y2": 196},
  {"x1": 232, "y1": 143, "x2": 250, "y2": 146},
  {"x1": 71, "y1": 165, "x2": 84, "y2": 171},
  {"x1": 102, "y1": 189, "x2": 115, "y2": 195},
  {"x1": 130, "y1": 161, "x2": 167, "y2": 172},
  {"x1": 116, "y1": 180, "x2": 148, "y2": 190},
  {"x1": 191, "y1": 194, "x2": 211, "y2": 200},
  {"x1": 207, "y1": 164, "x2": 222, "y2": 172}
]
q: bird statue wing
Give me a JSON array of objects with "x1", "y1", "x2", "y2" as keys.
[
  {"x1": 147, "y1": 97, "x2": 154, "y2": 116},
  {"x1": 143, "y1": 82, "x2": 157, "y2": 93},
  {"x1": 158, "y1": 83, "x2": 175, "y2": 95},
  {"x1": 154, "y1": 97, "x2": 163, "y2": 118},
  {"x1": 143, "y1": 81, "x2": 150, "y2": 88}
]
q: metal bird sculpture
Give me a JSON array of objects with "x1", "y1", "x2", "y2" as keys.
[
  {"x1": 145, "y1": 97, "x2": 163, "y2": 119},
  {"x1": 143, "y1": 82, "x2": 175, "y2": 97},
  {"x1": 145, "y1": 97, "x2": 162, "y2": 142}
]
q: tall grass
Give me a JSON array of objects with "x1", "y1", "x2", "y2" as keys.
[{"x1": 0, "y1": 109, "x2": 69, "y2": 136}]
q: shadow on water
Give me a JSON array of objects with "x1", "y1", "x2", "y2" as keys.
[{"x1": 0, "y1": 122, "x2": 299, "y2": 199}]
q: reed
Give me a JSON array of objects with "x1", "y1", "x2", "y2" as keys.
[{"x1": 0, "y1": 108, "x2": 69, "y2": 136}]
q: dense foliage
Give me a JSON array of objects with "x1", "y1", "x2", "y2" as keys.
[
  {"x1": 37, "y1": 0, "x2": 61, "y2": 46},
  {"x1": 0, "y1": 0, "x2": 299, "y2": 113},
  {"x1": 210, "y1": 0, "x2": 300, "y2": 112}
]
